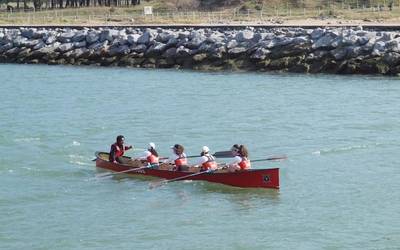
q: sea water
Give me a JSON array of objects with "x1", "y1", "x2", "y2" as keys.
[{"x1": 0, "y1": 64, "x2": 399, "y2": 249}]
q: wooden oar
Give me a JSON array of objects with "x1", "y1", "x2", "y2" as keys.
[
  {"x1": 185, "y1": 150, "x2": 233, "y2": 159},
  {"x1": 96, "y1": 165, "x2": 149, "y2": 179},
  {"x1": 149, "y1": 168, "x2": 221, "y2": 189},
  {"x1": 251, "y1": 155, "x2": 288, "y2": 162}
]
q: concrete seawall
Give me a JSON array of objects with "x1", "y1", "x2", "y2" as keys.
[{"x1": 1, "y1": 26, "x2": 400, "y2": 74}]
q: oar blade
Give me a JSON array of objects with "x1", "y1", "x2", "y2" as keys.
[
  {"x1": 149, "y1": 180, "x2": 166, "y2": 189},
  {"x1": 95, "y1": 172, "x2": 114, "y2": 178},
  {"x1": 266, "y1": 155, "x2": 288, "y2": 161},
  {"x1": 212, "y1": 151, "x2": 234, "y2": 158}
]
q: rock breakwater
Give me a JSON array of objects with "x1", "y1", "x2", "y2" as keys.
[{"x1": 1, "y1": 26, "x2": 400, "y2": 74}]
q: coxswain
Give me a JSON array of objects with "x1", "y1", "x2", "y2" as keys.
[
  {"x1": 167, "y1": 144, "x2": 189, "y2": 171},
  {"x1": 139, "y1": 142, "x2": 160, "y2": 168},
  {"x1": 109, "y1": 135, "x2": 133, "y2": 164},
  {"x1": 193, "y1": 146, "x2": 218, "y2": 171},
  {"x1": 227, "y1": 144, "x2": 251, "y2": 172}
]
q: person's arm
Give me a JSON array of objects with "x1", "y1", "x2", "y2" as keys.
[
  {"x1": 138, "y1": 151, "x2": 151, "y2": 160},
  {"x1": 124, "y1": 145, "x2": 133, "y2": 151},
  {"x1": 228, "y1": 156, "x2": 242, "y2": 166},
  {"x1": 193, "y1": 156, "x2": 207, "y2": 167},
  {"x1": 109, "y1": 145, "x2": 117, "y2": 163},
  {"x1": 166, "y1": 154, "x2": 178, "y2": 164}
]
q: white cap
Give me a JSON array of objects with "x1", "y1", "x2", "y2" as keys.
[
  {"x1": 149, "y1": 142, "x2": 156, "y2": 149},
  {"x1": 202, "y1": 146, "x2": 210, "y2": 153}
]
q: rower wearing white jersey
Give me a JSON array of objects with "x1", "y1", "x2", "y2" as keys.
[
  {"x1": 139, "y1": 142, "x2": 159, "y2": 168},
  {"x1": 193, "y1": 146, "x2": 218, "y2": 171},
  {"x1": 167, "y1": 144, "x2": 189, "y2": 171},
  {"x1": 227, "y1": 144, "x2": 251, "y2": 172}
]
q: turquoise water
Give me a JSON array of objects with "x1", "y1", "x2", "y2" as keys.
[{"x1": 1, "y1": 64, "x2": 400, "y2": 249}]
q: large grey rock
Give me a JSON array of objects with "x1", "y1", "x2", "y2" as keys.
[
  {"x1": 127, "y1": 34, "x2": 141, "y2": 45},
  {"x1": 373, "y1": 41, "x2": 386, "y2": 53},
  {"x1": 312, "y1": 33, "x2": 338, "y2": 49},
  {"x1": 145, "y1": 42, "x2": 167, "y2": 56},
  {"x1": 264, "y1": 37, "x2": 293, "y2": 49},
  {"x1": 33, "y1": 41, "x2": 46, "y2": 50},
  {"x1": 20, "y1": 28, "x2": 38, "y2": 39},
  {"x1": 330, "y1": 47, "x2": 348, "y2": 60},
  {"x1": 130, "y1": 44, "x2": 147, "y2": 53},
  {"x1": 166, "y1": 37, "x2": 179, "y2": 47},
  {"x1": 17, "y1": 48, "x2": 31, "y2": 58},
  {"x1": 86, "y1": 31, "x2": 99, "y2": 44},
  {"x1": 163, "y1": 47, "x2": 177, "y2": 58},
  {"x1": 111, "y1": 38, "x2": 128, "y2": 47},
  {"x1": 0, "y1": 43, "x2": 13, "y2": 53},
  {"x1": 13, "y1": 36, "x2": 28, "y2": 47},
  {"x1": 379, "y1": 32, "x2": 395, "y2": 42},
  {"x1": 383, "y1": 52, "x2": 400, "y2": 66},
  {"x1": 137, "y1": 31, "x2": 152, "y2": 44},
  {"x1": 109, "y1": 45, "x2": 130, "y2": 56},
  {"x1": 187, "y1": 36, "x2": 206, "y2": 49},
  {"x1": 156, "y1": 31, "x2": 175, "y2": 43},
  {"x1": 5, "y1": 47, "x2": 21, "y2": 56},
  {"x1": 235, "y1": 30, "x2": 254, "y2": 43},
  {"x1": 357, "y1": 36, "x2": 370, "y2": 46},
  {"x1": 197, "y1": 42, "x2": 215, "y2": 54},
  {"x1": 250, "y1": 47, "x2": 270, "y2": 60},
  {"x1": 70, "y1": 48, "x2": 89, "y2": 58},
  {"x1": 310, "y1": 28, "x2": 325, "y2": 40},
  {"x1": 178, "y1": 30, "x2": 190, "y2": 40},
  {"x1": 30, "y1": 46, "x2": 55, "y2": 58},
  {"x1": 88, "y1": 41, "x2": 108, "y2": 50},
  {"x1": 342, "y1": 35, "x2": 359, "y2": 46},
  {"x1": 72, "y1": 31, "x2": 87, "y2": 42},
  {"x1": 346, "y1": 46, "x2": 362, "y2": 58},
  {"x1": 228, "y1": 47, "x2": 247, "y2": 55},
  {"x1": 206, "y1": 32, "x2": 225, "y2": 44},
  {"x1": 73, "y1": 41, "x2": 87, "y2": 48},
  {"x1": 45, "y1": 35, "x2": 57, "y2": 45},
  {"x1": 57, "y1": 43, "x2": 74, "y2": 53},
  {"x1": 100, "y1": 29, "x2": 119, "y2": 42},
  {"x1": 58, "y1": 31, "x2": 76, "y2": 43},
  {"x1": 385, "y1": 38, "x2": 400, "y2": 52},
  {"x1": 176, "y1": 46, "x2": 191, "y2": 58},
  {"x1": 227, "y1": 39, "x2": 238, "y2": 49},
  {"x1": 24, "y1": 39, "x2": 41, "y2": 48}
]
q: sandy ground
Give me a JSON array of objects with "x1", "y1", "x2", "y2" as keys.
[{"x1": 1, "y1": 17, "x2": 400, "y2": 27}]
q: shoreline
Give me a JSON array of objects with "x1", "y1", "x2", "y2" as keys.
[
  {"x1": 3, "y1": 22, "x2": 400, "y2": 29},
  {"x1": 1, "y1": 25, "x2": 400, "y2": 75}
]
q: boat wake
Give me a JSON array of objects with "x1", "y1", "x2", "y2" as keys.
[
  {"x1": 13, "y1": 137, "x2": 41, "y2": 143},
  {"x1": 68, "y1": 154, "x2": 92, "y2": 167},
  {"x1": 312, "y1": 143, "x2": 384, "y2": 155}
]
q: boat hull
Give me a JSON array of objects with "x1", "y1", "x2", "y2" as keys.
[{"x1": 95, "y1": 152, "x2": 279, "y2": 189}]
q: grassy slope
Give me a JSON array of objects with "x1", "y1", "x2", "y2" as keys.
[{"x1": 1, "y1": 0, "x2": 400, "y2": 25}]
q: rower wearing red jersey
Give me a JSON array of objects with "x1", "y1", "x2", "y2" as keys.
[
  {"x1": 227, "y1": 144, "x2": 251, "y2": 172},
  {"x1": 109, "y1": 135, "x2": 133, "y2": 164},
  {"x1": 168, "y1": 144, "x2": 189, "y2": 171},
  {"x1": 139, "y1": 142, "x2": 160, "y2": 168},
  {"x1": 194, "y1": 146, "x2": 218, "y2": 171}
]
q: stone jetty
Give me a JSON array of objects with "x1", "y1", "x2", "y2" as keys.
[{"x1": 1, "y1": 26, "x2": 400, "y2": 74}]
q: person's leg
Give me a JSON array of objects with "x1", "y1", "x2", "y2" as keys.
[{"x1": 116, "y1": 156, "x2": 131, "y2": 165}]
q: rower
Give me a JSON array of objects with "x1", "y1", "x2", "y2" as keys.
[
  {"x1": 109, "y1": 135, "x2": 133, "y2": 164},
  {"x1": 139, "y1": 142, "x2": 159, "y2": 168},
  {"x1": 193, "y1": 146, "x2": 218, "y2": 171},
  {"x1": 227, "y1": 144, "x2": 251, "y2": 172},
  {"x1": 168, "y1": 144, "x2": 189, "y2": 171}
]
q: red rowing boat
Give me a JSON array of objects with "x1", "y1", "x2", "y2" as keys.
[{"x1": 95, "y1": 152, "x2": 279, "y2": 189}]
